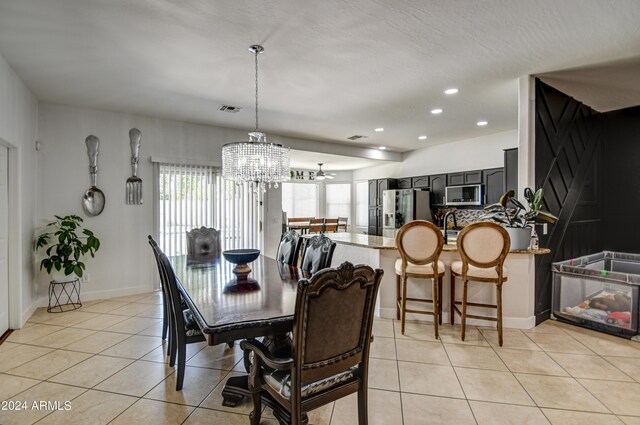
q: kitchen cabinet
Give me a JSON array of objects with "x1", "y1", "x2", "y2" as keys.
[
  {"x1": 447, "y1": 172, "x2": 465, "y2": 186},
  {"x1": 464, "y1": 170, "x2": 483, "y2": 184},
  {"x1": 367, "y1": 178, "x2": 396, "y2": 235},
  {"x1": 397, "y1": 178, "x2": 412, "y2": 189},
  {"x1": 429, "y1": 174, "x2": 447, "y2": 206},
  {"x1": 368, "y1": 207, "x2": 380, "y2": 235},
  {"x1": 411, "y1": 176, "x2": 430, "y2": 188},
  {"x1": 504, "y1": 148, "x2": 518, "y2": 195},
  {"x1": 483, "y1": 167, "x2": 504, "y2": 205},
  {"x1": 377, "y1": 179, "x2": 396, "y2": 206},
  {"x1": 368, "y1": 180, "x2": 377, "y2": 206}
]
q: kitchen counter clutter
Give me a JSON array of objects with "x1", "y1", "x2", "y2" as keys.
[{"x1": 311, "y1": 231, "x2": 547, "y2": 329}]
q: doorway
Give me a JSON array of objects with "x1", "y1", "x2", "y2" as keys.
[{"x1": 0, "y1": 145, "x2": 8, "y2": 335}]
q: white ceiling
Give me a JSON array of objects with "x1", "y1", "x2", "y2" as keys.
[
  {"x1": 290, "y1": 150, "x2": 380, "y2": 171},
  {"x1": 0, "y1": 0, "x2": 639, "y2": 152}
]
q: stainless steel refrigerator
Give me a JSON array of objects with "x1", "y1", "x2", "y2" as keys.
[{"x1": 382, "y1": 189, "x2": 432, "y2": 238}]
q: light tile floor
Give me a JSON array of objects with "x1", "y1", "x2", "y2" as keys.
[{"x1": 1, "y1": 292, "x2": 640, "y2": 424}]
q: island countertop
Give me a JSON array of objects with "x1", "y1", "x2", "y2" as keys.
[{"x1": 304, "y1": 232, "x2": 550, "y2": 255}]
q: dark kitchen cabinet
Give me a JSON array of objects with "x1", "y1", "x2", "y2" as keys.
[
  {"x1": 447, "y1": 172, "x2": 465, "y2": 186},
  {"x1": 397, "y1": 178, "x2": 412, "y2": 189},
  {"x1": 368, "y1": 180, "x2": 377, "y2": 206},
  {"x1": 464, "y1": 170, "x2": 483, "y2": 184},
  {"x1": 411, "y1": 175, "x2": 430, "y2": 188},
  {"x1": 368, "y1": 207, "x2": 380, "y2": 235},
  {"x1": 367, "y1": 178, "x2": 396, "y2": 235},
  {"x1": 483, "y1": 167, "x2": 504, "y2": 205},
  {"x1": 504, "y1": 148, "x2": 518, "y2": 195},
  {"x1": 377, "y1": 178, "x2": 396, "y2": 206},
  {"x1": 430, "y1": 174, "x2": 447, "y2": 206}
]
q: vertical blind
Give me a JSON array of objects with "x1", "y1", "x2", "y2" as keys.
[{"x1": 157, "y1": 163, "x2": 261, "y2": 255}]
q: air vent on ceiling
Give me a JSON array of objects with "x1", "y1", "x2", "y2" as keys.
[
  {"x1": 347, "y1": 135, "x2": 368, "y2": 141},
  {"x1": 218, "y1": 105, "x2": 242, "y2": 113}
]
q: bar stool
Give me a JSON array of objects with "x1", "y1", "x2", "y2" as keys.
[
  {"x1": 395, "y1": 220, "x2": 445, "y2": 338},
  {"x1": 450, "y1": 222, "x2": 510, "y2": 346}
]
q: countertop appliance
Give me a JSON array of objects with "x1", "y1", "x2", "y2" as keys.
[
  {"x1": 382, "y1": 189, "x2": 432, "y2": 238},
  {"x1": 445, "y1": 184, "x2": 483, "y2": 206}
]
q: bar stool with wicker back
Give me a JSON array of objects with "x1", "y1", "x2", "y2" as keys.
[
  {"x1": 450, "y1": 222, "x2": 510, "y2": 346},
  {"x1": 395, "y1": 220, "x2": 445, "y2": 338}
]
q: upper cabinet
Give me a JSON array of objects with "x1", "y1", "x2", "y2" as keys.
[
  {"x1": 411, "y1": 176, "x2": 430, "y2": 188},
  {"x1": 483, "y1": 168, "x2": 504, "y2": 205},
  {"x1": 397, "y1": 177, "x2": 412, "y2": 189},
  {"x1": 447, "y1": 172, "x2": 464, "y2": 186},
  {"x1": 447, "y1": 170, "x2": 482, "y2": 186},
  {"x1": 429, "y1": 174, "x2": 447, "y2": 206},
  {"x1": 368, "y1": 180, "x2": 377, "y2": 206},
  {"x1": 504, "y1": 148, "x2": 518, "y2": 195},
  {"x1": 368, "y1": 178, "x2": 397, "y2": 207}
]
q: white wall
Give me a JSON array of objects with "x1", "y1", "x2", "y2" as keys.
[
  {"x1": 353, "y1": 130, "x2": 518, "y2": 181},
  {"x1": 36, "y1": 103, "x2": 312, "y2": 304},
  {"x1": 0, "y1": 53, "x2": 39, "y2": 325}
]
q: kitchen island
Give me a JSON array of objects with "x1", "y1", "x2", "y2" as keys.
[{"x1": 310, "y1": 232, "x2": 549, "y2": 329}]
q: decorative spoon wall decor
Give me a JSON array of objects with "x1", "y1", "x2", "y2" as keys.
[
  {"x1": 82, "y1": 135, "x2": 106, "y2": 216},
  {"x1": 126, "y1": 128, "x2": 143, "y2": 205}
]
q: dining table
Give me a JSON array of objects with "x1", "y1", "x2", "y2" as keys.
[{"x1": 169, "y1": 253, "x2": 311, "y2": 413}]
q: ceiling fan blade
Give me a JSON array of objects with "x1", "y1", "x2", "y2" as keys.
[{"x1": 326, "y1": 175, "x2": 335, "y2": 179}]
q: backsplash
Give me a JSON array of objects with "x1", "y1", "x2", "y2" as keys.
[{"x1": 434, "y1": 208, "x2": 486, "y2": 228}]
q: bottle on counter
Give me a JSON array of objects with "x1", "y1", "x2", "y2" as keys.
[{"x1": 530, "y1": 228, "x2": 539, "y2": 250}]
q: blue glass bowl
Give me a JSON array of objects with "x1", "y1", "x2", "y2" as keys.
[{"x1": 223, "y1": 249, "x2": 261, "y2": 265}]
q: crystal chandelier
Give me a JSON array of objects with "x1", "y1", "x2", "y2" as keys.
[{"x1": 222, "y1": 45, "x2": 290, "y2": 191}]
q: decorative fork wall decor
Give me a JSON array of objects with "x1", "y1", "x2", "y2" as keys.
[{"x1": 126, "y1": 128, "x2": 143, "y2": 205}]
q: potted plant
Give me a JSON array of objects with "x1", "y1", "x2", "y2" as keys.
[
  {"x1": 482, "y1": 188, "x2": 558, "y2": 250},
  {"x1": 34, "y1": 214, "x2": 100, "y2": 281}
]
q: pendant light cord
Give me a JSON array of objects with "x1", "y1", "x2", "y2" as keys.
[{"x1": 255, "y1": 49, "x2": 259, "y2": 132}]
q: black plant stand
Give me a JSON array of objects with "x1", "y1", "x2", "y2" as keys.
[{"x1": 47, "y1": 278, "x2": 82, "y2": 313}]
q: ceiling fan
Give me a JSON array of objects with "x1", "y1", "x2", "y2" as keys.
[{"x1": 315, "y1": 163, "x2": 336, "y2": 180}]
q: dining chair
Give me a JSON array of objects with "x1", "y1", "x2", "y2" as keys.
[
  {"x1": 186, "y1": 227, "x2": 221, "y2": 257},
  {"x1": 287, "y1": 217, "x2": 312, "y2": 234},
  {"x1": 300, "y1": 234, "x2": 336, "y2": 274},
  {"x1": 395, "y1": 220, "x2": 445, "y2": 338},
  {"x1": 156, "y1": 251, "x2": 207, "y2": 390},
  {"x1": 241, "y1": 262, "x2": 383, "y2": 425},
  {"x1": 450, "y1": 222, "x2": 510, "y2": 346},
  {"x1": 148, "y1": 236, "x2": 171, "y2": 342},
  {"x1": 308, "y1": 218, "x2": 325, "y2": 233},
  {"x1": 276, "y1": 230, "x2": 302, "y2": 266},
  {"x1": 324, "y1": 218, "x2": 339, "y2": 232},
  {"x1": 337, "y1": 217, "x2": 348, "y2": 232}
]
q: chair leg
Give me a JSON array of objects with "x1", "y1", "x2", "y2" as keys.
[
  {"x1": 461, "y1": 279, "x2": 468, "y2": 341},
  {"x1": 169, "y1": 319, "x2": 177, "y2": 367},
  {"x1": 432, "y1": 277, "x2": 439, "y2": 339},
  {"x1": 497, "y1": 283, "x2": 504, "y2": 347},
  {"x1": 176, "y1": 338, "x2": 186, "y2": 391},
  {"x1": 357, "y1": 383, "x2": 368, "y2": 425},
  {"x1": 249, "y1": 389, "x2": 262, "y2": 425},
  {"x1": 450, "y1": 273, "x2": 456, "y2": 325},
  {"x1": 438, "y1": 276, "x2": 443, "y2": 325},
  {"x1": 395, "y1": 274, "x2": 401, "y2": 320},
  {"x1": 401, "y1": 276, "x2": 408, "y2": 335}
]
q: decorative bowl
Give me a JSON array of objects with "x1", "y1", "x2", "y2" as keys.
[
  {"x1": 223, "y1": 249, "x2": 261, "y2": 265},
  {"x1": 223, "y1": 249, "x2": 261, "y2": 289}
]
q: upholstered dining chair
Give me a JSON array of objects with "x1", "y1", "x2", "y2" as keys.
[
  {"x1": 276, "y1": 230, "x2": 302, "y2": 266},
  {"x1": 186, "y1": 227, "x2": 221, "y2": 257},
  {"x1": 300, "y1": 234, "x2": 336, "y2": 274},
  {"x1": 241, "y1": 262, "x2": 383, "y2": 425},
  {"x1": 395, "y1": 220, "x2": 445, "y2": 338},
  {"x1": 154, "y1": 248, "x2": 207, "y2": 390},
  {"x1": 450, "y1": 222, "x2": 510, "y2": 346}
]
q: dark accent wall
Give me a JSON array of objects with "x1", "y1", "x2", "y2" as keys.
[
  {"x1": 534, "y1": 80, "x2": 604, "y2": 323},
  {"x1": 602, "y1": 106, "x2": 640, "y2": 252}
]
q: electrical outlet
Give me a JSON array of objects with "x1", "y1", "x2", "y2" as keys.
[{"x1": 83, "y1": 273, "x2": 90, "y2": 283}]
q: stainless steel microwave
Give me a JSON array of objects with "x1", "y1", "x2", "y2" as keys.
[{"x1": 445, "y1": 184, "x2": 483, "y2": 206}]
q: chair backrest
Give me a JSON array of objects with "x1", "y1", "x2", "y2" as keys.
[
  {"x1": 148, "y1": 236, "x2": 170, "y2": 297},
  {"x1": 276, "y1": 230, "x2": 301, "y2": 265},
  {"x1": 396, "y1": 220, "x2": 444, "y2": 272},
  {"x1": 308, "y1": 218, "x2": 325, "y2": 233},
  {"x1": 186, "y1": 227, "x2": 221, "y2": 257},
  {"x1": 288, "y1": 217, "x2": 312, "y2": 230},
  {"x1": 292, "y1": 262, "x2": 383, "y2": 386},
  {"x1": 337, "y1": 217, "x2": 348, "y2": 232},
  {"x1": 457, "y1": 222, "x2": 510, "y2": 270},
  {"x1": 157, "y1": 251, "x2": 188, "y2": 334},
  {"x1": 324, "y1": 218, "x2": 338, "y2": 232},
  {"x1": 300, "y1": 234, "x2": 336, "y2": 274}
]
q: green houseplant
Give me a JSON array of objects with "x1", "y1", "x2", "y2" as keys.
[
  {"x1": 34, "y1": 215, "x2": 100, "y2": 280},
  {"x1": 483, "y1": 188, "x2": 558, "y2": 249}
]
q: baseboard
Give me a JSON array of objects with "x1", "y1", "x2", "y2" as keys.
[
  {"x1": 21, "y1": 300, "x2": 38, "y2": 327},
  {"x1": 37, "y1": 284, "x2": 154, "y2": 308},
  {"x1": 378, "y1": 307, "x2": 536, "y2": 329}
]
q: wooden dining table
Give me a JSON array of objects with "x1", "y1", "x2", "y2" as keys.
[{"x1": 169, "y1": 254, "x2": 311, "y2": 410}]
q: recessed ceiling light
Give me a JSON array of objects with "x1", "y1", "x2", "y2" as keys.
[
  {"x1": 374, "y1": 127, "x2": 384, "y2": 132},
  {"x1": 444, "y1": 88, "x2": 459, "y2": 95},
  {"x1": 477, "y1": 120, "x2": 488, "y2": 126},
  {"x1": 431, "y1": 108, "x2": 443, "y2": 114},
  {"x1": 418, "y1": 135, "x2": 428, "y2": 140},
  {"x1": 379, "y1": 146, "x2": 387, "y2": 150}
]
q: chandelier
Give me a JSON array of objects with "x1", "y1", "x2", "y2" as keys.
[{"x1": 222, "y1": 45, "x2": 290, "y2": 191}]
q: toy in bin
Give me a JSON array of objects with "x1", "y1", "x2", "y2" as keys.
[{"x1": 563, "y1": 288, "x2": 632, "y2": 329}]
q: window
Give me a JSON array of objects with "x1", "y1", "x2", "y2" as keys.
[
  {"x1": 157, "y1": 163, "x2": 260, "y2": 255},
  {"x1": 355, "y1": 181, "x2": 368, "y2": 227},
  {"x1": 326, "y1": 183, "x2": 351, "y2": 222},
  {"x1": 282, "y1": 183, "x2": 318, "y2": 218}
]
